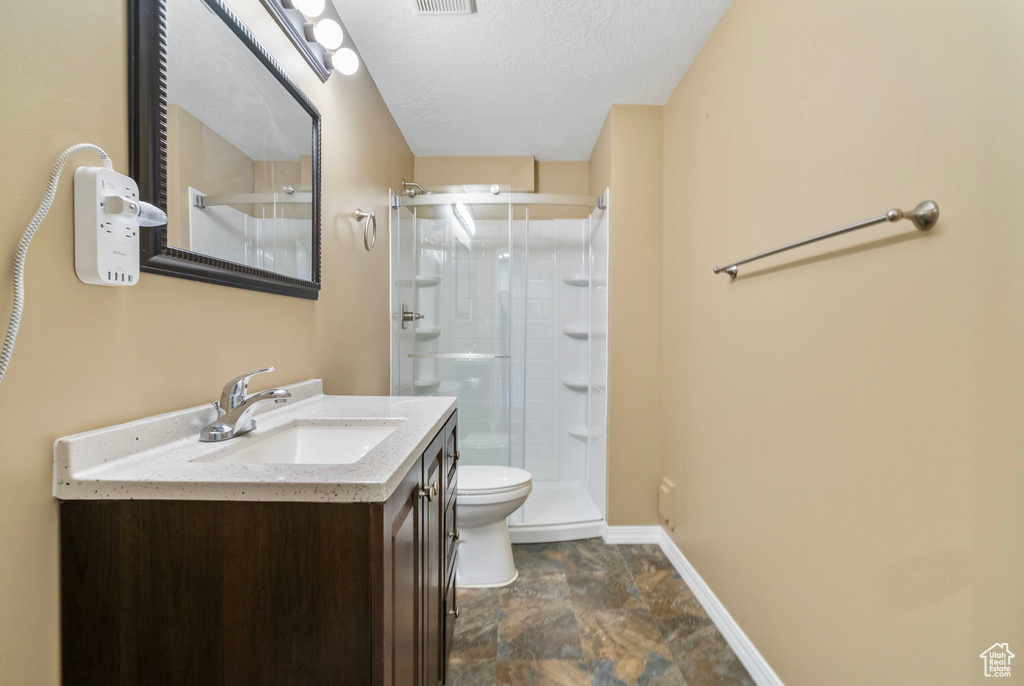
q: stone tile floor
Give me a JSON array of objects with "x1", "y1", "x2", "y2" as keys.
[{"x1": 448, "y1": 540, "x2": 755, "y2": 686}]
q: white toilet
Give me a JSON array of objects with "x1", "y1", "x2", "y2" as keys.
[{"x1": 455, "y1": 465, "x2": 533, "y2": 587}]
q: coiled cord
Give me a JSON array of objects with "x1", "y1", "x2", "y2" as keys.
[{"x1": 0, "y1": 144, "x2": 113, "y2": 384}]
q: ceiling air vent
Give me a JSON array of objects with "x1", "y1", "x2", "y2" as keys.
[{"x1": 414, "y1": 0, "x2": 476, "y2": 15}]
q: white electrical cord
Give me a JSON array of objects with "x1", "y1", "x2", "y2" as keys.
[{"x1": 0, "y1": 144, "x2": 113, "y2": 384}]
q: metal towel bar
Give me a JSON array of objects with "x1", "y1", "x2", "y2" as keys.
[{"x1": 713, "y1": 200, "x2": 939, "y2": 279}]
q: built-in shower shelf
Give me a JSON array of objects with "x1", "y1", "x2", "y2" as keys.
[
  {"x1": 568, "y1": 425, "x2": 589, "y2": 441},
  {"x1": 563, "y1": 276, "x2": 589, "y2": 287},
  {"x1": 562, "y1": 327, "x2": 589, "y2": 339},
  {"x1": 562, "y1": 378, "x2": 589, "y2": 392},
  {"x1": 415, "y1": 275, "x2": 441, "y2": 287},
  {"x1": 413, "y1": 379, "x2": 440, "y2": 392},
  {"x1": 415, "y1": 327, "x2": 441, "y2": 340}
]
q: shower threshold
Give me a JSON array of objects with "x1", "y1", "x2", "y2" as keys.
[{"x1": 509, "y1": 480, "x2": 604, "y2": 544}]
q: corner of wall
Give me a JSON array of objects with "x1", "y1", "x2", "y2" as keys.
[{"x1": 588, "y1": 104, "x2": 665, "y2": 527}]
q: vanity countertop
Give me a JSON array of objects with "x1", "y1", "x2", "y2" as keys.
[{"x1": 53, "y1": 380, "x2": 457, "y2": 503}]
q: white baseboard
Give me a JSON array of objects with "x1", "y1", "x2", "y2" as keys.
[{"x1": 603, "y1": 525, "x2": 784, "y2": 686}]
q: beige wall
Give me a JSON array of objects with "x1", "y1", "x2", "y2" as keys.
[
  {"x1": 588, "y1": 105, "x2": 665, "y2": 526},
  {"x1": 0, "y1": 0, "x2": 411, "y2": 682},
  {"x1": 660, "y1": 0, "x2": 1024, "y2": 684},
  {"x1": 535, "y1": 161, "x2": 589, "y2": 196},
  {"x1": 412, "y1": 156, "x2": 593, "y2": 218},
  {"x1": 166, "y1": 104, "x2": 258, "y2": 243},
  {"x1": 414, "y1": 155, "x2": 535, "y2": 190},
  {"x1": 411, "y1": 156, "x2": 592, "y2": 196},
  {"x1": 531, "y1": 161, "x2": 591, "y2": 219}
]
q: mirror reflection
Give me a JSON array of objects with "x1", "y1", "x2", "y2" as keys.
[{"x1": 165, "y1": 0, "x2": 315, "y2": 280}]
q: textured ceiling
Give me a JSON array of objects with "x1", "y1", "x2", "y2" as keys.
[{"x1": 331, "y1": 0, "x2": 731, "y2": 160}]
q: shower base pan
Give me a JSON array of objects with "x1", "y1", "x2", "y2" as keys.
[{"x1": 509, "y1": 480, "x2": 604, "y2": 544}]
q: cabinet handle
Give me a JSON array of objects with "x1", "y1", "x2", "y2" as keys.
[
  {"x1": 448, "y1": 607, "x2": 460, "y2": 619},
  {"x1": 419, "y1": 481, "x2": 439, "y2": 502},
  {"x1": 449, "y1": 529, "x2": 461, "y2": 541},
  {"x1": 449, "y1": 450, "x2": 460, "y2": 462}
]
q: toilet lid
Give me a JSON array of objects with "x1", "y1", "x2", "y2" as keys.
[{"x1": 457, "y1": 466, "x2": 532, "y2": 495}]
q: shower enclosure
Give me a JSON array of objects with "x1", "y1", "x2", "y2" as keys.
[{"x1": 390, "y1": 186, "x2": 609, "y2": 542}]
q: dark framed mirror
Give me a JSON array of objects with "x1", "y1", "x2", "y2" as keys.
[{"x1": 129, "y1": 0, "x2": 321, "y2": 299}]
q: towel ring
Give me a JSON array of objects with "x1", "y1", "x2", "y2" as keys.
[{"x1": 355, "y1": 209, "x2": 376, "y2": 251}]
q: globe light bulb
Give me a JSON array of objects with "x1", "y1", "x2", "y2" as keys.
[
  {"x1": 286, "y1": 0, "x2": 325, "y2": 17},
  {"x1": 333, "y1": 47, "x2": 359, "y2": 76},
  {"x1": 313, "y1": 19, "x2": 344, "y2": 50}
]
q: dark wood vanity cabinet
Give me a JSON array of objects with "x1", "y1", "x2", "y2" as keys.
[
  {"x1": 379, "y1": 411, "x2": 457, "y2": 686},
  {"x1": 60, "y1": 411, "x2": 459, "y2": 686}
]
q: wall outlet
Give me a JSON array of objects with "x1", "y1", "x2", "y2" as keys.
[
  {"x1": 74, "y1": 166, "x2": 140, "y2": 286},
  {"x1": 658, "y1": 477, "x2": 676, "y2": 530}
]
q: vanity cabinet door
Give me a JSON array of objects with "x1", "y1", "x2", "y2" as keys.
[
  {"x1": 379, "y1": 456, "x2": 423, "y2": 686},
  {"x1": 421, "y1": 432, "x2": 445, "y2": 686},
  {"x1": 377, "y1": 413, "x2": 456, "y2": 686}
]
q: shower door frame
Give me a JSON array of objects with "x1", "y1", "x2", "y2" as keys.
[
  {"x1": 398, "y1": 192, "x2": 604, "y2": 210},
  {"x1": 390, "y1": 190, "x2": 608, "y2": 543}
]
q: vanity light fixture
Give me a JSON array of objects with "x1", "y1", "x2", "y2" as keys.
[
  {"x1": 282, "y1": 0, "x2": 324, "y2": 17},
  {"x1": 308, "y1": 18, "x2": 344, "y2": 50},
  {"x1": 327, "y1": 47, "x2": 360, "y2": 76},
  {"x1": 261, "y1": 0, "x2": 359, "y2": 81}
]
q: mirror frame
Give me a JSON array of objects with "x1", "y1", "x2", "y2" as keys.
[{"x1": 129, "y1": 0, "x2": 322, "y2": 299}]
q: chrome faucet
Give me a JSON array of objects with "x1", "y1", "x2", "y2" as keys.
[
  {"x1": 217, "y1": 366, "x2": 275, "y2": 415},
  {"x1": 200, "y1": 368, "x2": 291, "y2": 442}
]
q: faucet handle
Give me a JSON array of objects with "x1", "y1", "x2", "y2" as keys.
[
  {"x1": 219, "y1": 366, "x2": 275, "y2": 412},
  {"x1": 200, "y1": 388, "x2": 291, "y2": 442}
]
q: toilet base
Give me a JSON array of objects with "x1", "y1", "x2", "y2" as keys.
[
  {"x1": 457, "y1": 570, "x2": 519, "y2": 589},
  {"x1": 455, "y1": 519, "x2": 520, "y2": 587}
]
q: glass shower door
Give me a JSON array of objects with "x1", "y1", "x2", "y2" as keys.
[
  {"x1": 391, "y1": 193, "x2": 415, "y2": 396},
  {"x1": 392, "y1": 193, "x2": 515, "y2": 469}
]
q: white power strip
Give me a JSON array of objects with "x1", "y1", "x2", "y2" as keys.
[{"x1": 73, "y1": 166, "x2": 141, "y2": 286}]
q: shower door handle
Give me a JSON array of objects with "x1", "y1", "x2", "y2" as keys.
[{"x1": 401, "y1": 304, "x2": 424, "y2": 329}]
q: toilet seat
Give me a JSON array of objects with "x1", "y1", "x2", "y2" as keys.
[{"x1": 457, "y1": 466, "x2": 532, "y2": 496}]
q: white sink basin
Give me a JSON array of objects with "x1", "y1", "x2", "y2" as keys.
[{"x1": 215, "y1": 420, "x2": 402, "y2": 465}]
